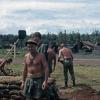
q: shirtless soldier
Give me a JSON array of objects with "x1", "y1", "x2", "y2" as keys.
[
  {"x1": 58, "y1": 43, "x2": 75, "y2": 87},
  {"x1": 21, "y1": 38, "x2": 49, "y2": 100},
  {"x1": 47, "y1": 44, "x2": 56, "y2": 77},
  {"x1": 0, "y1": 58, "x2": 12, "y2": 75}
]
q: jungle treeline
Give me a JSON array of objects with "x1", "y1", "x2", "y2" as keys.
[{"x1": 0, "y1": 30, "x2": 100, "y2": 48}]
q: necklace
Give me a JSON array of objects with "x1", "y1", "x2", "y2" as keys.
[{"x1": 29, "y1": 52, "x2": 38, "y2": 64}]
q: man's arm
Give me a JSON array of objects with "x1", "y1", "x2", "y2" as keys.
[
  {"x1": 0, "y1": 60, "x2": 6, "y2": 68},
  {"x1": 53, "y1": 53, "x2": 56, "y2": 70},
  {"x1": 0, "y1": 60, "x2": 8, "y2": 75},
  {"x1": 58, "y1": 49, "x2": 61, "y2": 62},
  {"x1": 22, "y1": 57, "x2": 27, "y2": 82},
  {"x1": 20, "y1": 56, "x2": 28, "y2": 89},
  {"x1": 41, "y1": 54, "x2": 49, "y2": 83},
  {"x1": 69, "y1": 49, "x2": 73, "y2": 60}
]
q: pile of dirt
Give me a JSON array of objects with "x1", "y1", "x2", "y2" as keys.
[{"x1": 58, "y1": 84, "x2": 100, "y2": 100}]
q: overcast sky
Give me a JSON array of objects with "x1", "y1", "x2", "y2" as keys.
[{"x1": 0, "y1": 0, "x2": 100, "y2": 35}]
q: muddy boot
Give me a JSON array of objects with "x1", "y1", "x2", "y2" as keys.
[{"x1": 73, "y1": 80, "x2": 76, "y2": 86}]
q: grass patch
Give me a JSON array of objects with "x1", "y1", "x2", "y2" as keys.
[
  {"x1": 51, "y1": 63, "x2": 100, "y2": 91},
  {"x1": 0, "y1": 49, "x2": 100, "y2": 91}
]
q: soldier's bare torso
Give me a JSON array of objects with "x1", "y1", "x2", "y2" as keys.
[
  {"x1": 47, "y1": 48, "x2": 55, "y2": 62},
  {"x1": 25, "y1": 53, "x2": 43, "y2": 74},
  {"x1": 60, "y1": 47, "x2": 72, "y2": 58}
]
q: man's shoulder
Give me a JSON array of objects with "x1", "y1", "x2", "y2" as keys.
[
  {"x1": 47, "y1": 48, "x2": 53, "y2": 53},
  {"x1": 64, "y1": 47, "x2": 70, "y2": 50},
  {"x1": 60, "y1": 47, "x2": 69, "y2": 52},
  {"x1": 37, "y1": 52, "x2": 44, "y2": 57},
  {"x1": 24, "y1": 53, "x2": 30, "y2": 58},
  {"x1": 36, "y1": 53, "x2": 46, "y2": 61},
  {"x1": 59, "y1": 48, "x2": 64, "y2": 52}
]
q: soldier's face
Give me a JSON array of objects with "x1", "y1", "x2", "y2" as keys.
[
  {"x1": 27, "y1": 43, "x2": 37, "y2": 52},
  {"x1": 33, "y1": 37, "x2": 41, "y2": 45}
]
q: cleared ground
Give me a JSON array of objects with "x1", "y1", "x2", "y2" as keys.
[
  {"x1": 0, "y1": 50, "x2": 100, "y2": 100},
  {"x1": 2, "y1": 53, "x2": 99, "y2": 91}
]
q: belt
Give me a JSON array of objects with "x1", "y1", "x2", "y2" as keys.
[
  {"x1": 64, "y1": 57, "x2": 72, "y2": 60},
  {"x1": 27, "y1": 73, "x2": 43, "y2": 78}
]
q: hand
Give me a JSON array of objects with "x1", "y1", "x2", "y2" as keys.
[
  {"x1": 20, "y1": 81, "x2": 24, "y2": 90},
  {"x1": 42, "y1": 81, "x2": 48, "y2": 90}
]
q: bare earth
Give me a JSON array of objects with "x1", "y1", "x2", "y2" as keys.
[
  {"x1": 74, "y1": 58, "x2": 100, "y2": 65},
  {"x1": 15, "y1": 54, "x2": 100, "y2": 100},
  {"x1": 0, "y1": 54, "x2": 100, "y2": 100}
]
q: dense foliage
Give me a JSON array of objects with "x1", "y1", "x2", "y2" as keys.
[{"x1": 0, "y1": 30, "x2": 100, "y2": 48}]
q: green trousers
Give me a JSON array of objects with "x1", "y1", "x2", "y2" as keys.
[
  {"x1": 63, "y1": 59, "x2": 75, "y2": 85},
  {"x1": 48, "y1": 61, "x2": 52, "y2": 75}
]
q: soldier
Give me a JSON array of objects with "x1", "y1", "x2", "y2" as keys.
[
  {"x1": 21, "y1": 38, "x2": 49, "y2": 100},
  {"x1": 47, "y1": 44, "x2": 56, "y2": 77},
  {"x1": 30, "y1": 32, "x2": 48, "y2": 61},
  {"x1": 58, "y1": 43, "x2": 76, "y2": 87},
  {"x1": 0, "y1": 58, "x2": 12, "y2": 75}
]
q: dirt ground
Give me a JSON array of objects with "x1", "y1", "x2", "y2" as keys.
[
  {"x1": 0, "y1": 54, "x2": 100, "y2": 100},
  {"x1": 74, "y1": 58, "x2": 100, "y2": 66},
  {"x1": 55, "y1": 54, "x2": 100, "y2": 100},
  {"x1": 58, "y1": 84, "x2": 100, "y2": 100}
]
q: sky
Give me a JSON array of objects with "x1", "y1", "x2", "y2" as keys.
[{"x1": 0, "y1": 0, "x2": 100, "y2": 35}]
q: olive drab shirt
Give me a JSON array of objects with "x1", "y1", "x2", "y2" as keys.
[
  {"x1": 37, "y1": 44, "x2": 46, "y2": 53},
  {"x1": 37, "y1": 43, "x2": 48, "y2": 61}
]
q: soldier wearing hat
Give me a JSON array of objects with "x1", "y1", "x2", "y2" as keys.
[{"x1": 21, "y1": 38, "x2": 49, "y2": 100}]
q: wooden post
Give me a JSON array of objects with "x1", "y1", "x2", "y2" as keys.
[
  {"x1": 13, "y1": 39, "x2": 19, "y2": 60},
  {"x1": 14, "y1": 43, "x2": 16, "y2": 59}
]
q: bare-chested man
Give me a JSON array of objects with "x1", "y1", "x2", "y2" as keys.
[
  {"x1": 21, "y1": 38, "x2": 49, "y2": 100},
  {"x1": 47, "y1": 44, "x2": 56, "y2": 77},
  {"x1": 0, "y1": 58, "x2": 12, "y2": 75},
  {"x1": 58, "y1": 43, "x2": 75, "y2": 87}
]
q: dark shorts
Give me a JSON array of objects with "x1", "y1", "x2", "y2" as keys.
[{"x1": 23, "y1": 75, "x2": 44, "y2": 99}]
